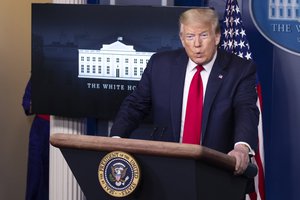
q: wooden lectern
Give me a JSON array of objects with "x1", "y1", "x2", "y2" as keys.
[{"x1": 50, "y1": 133, "x2": 249, "y2": 200}]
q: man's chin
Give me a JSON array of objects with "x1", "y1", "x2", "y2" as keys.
[{"x1": 193, "y1": 57, "x2": 205, "y2": 65}]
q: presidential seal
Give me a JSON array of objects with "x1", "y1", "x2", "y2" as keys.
[{"x1": 98, "y1": 151, "x2": 141, "y2": 197}]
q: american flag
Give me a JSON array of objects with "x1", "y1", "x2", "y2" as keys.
[{"x1": 220, "y1": 0, "x2": 265, "y2": 200}]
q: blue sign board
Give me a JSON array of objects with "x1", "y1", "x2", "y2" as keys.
[{"x1": 250, "y1": 0, "x2": 300, "y2": 56}]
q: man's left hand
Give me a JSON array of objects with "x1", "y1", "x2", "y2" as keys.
[{"x1": 228, "y1": 144, "x2": 250, "y2": 175}]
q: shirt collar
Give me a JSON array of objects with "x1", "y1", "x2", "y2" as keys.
[{"x1": 187, "y1": 51, "x2": 217, "y2": 74}]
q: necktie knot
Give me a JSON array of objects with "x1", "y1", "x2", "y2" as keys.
[{"x1": 196, "y1": 65, "x2": 204, "y2": 73}]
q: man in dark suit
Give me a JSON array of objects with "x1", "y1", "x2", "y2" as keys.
[{"x1": 111, "y1": 8, "x2": 259, "y2": 175}]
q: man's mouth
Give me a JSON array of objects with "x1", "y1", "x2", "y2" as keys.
[{"x1": 195, "y1": 52, "x2": 203, "y2": 57}]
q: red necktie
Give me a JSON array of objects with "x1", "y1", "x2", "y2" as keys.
[{"x1": 182, "y1": 65, "x2": 204, "y2": 145}]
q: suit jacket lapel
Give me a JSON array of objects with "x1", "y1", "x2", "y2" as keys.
[
  {"x1": 170, "y1": 51, "x2": 188, "y2": 141},
  {"x1": 201, "y1": 50, "x2": 228, "y2": 141}
]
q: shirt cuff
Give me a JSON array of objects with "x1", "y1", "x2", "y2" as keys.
[{"x1": 235, "y1": 142, "x2": 255, "y2": 156}]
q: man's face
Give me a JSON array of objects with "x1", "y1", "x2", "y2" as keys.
[{"x1": 180, "y1": 22, "x2": 221, "y2": 65}]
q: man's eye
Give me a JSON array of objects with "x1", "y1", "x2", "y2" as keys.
[
  {"x1": 200, "y1": 33, "x2": 208, "y2": 39},
  {"x1": 185, "y1": 35, "x2": 195, "y2": 40}
]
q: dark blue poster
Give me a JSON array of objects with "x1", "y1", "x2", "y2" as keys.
[{"x1": 32, "y1": 4, "x2": 190, "y2": 119}]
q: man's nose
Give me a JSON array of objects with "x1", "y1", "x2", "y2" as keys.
[{"x1": 194, "y1": 37, "x2": 202, "y2": 47}]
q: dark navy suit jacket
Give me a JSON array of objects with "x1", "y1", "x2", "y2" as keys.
[{"x1": 111, "y1": 48, "x2": 259, "y2": 154}]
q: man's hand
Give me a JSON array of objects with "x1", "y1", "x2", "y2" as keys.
[{"x1": 228, "y1": 144, "x2": 250, "y2": 175}]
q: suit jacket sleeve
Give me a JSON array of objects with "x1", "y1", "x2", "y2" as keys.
[{"x1": 110, "y1": 56, "x2": 154, "y2": 137}]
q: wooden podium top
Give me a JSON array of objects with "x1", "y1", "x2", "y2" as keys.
[{"x1": 50, "y1": 133, "x2": 236, "y2": 172}]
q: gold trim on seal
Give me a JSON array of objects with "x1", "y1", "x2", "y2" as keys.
[{"x1": 98, "y1": 151, "x2": 140, "y2": 198}]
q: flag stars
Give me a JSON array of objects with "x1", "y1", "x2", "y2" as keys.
[
  {"x1": 224, "y1": 17, "x2": 229, "y2": 27},
  {"x1": 223, "y1": 29, "x2": 229, "y2": 38},
  {"x1": 240, "y1": 29, "x2": 246, "y2": 38},
  {"x1": 228, "y1": 40, "x2": 233, "y2": 49},
  {"x1": 234, "y1": 17, "x2": 240, "y2": 26},
  {"x1": 235, "y1": 5, "x2": 240, "y2": 14},
  {"x1": 245, "y1": 52, "x2": 252, "y2": 60},
  {"x1": 220, "y1": 0, "x2": 252, "y2": 61},
  {"x1": 234, "y1": 40, "x2": 238, "y2": 48},
  {"x1": 229, "y1": 28, "x2": 234, "y2": 37},
  {"x1": 221, "y1": 41, "x2": 228, "y2": 49},
  {"x1": 238, "y1": 40, "x2": 245, "y2": 48},
  {"x1": 226, "y1": 6, "x2": 231, "y2": 14},
  {"x1": 229, "y1": 17, "x2": 234, "y2": 26},
  {"x1": 235, "y1": 29, "x2": 240, "y2": 37},
  {"x1": 230, "y1": 5, "x2": 236, "y2": 14},
  {"x1": 246, "y1": 43, "x2": 250, "y2": 50},
  {"x1": 238, "y1": 51, "x2": 244, "y2": 58}
]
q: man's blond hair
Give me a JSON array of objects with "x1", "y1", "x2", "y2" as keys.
[{"x1": 179, "y1": 8, "x2": 220, "y2": 35}]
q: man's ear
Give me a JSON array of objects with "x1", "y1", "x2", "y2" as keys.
[{"x1": 215, "y1": 33, "x2": 221, "y2": 46}]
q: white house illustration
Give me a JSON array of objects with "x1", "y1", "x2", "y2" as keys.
[
  {"x1": 78, "y1": 38, "x2": 155, "y2": 80},
  {"x1": 269, "y1": 0, "x2": 300, "y2": 20}
]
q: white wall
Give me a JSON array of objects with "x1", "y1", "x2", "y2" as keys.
[{"x1": 0, "y1": 0, "x2": 51, "y2": 199}]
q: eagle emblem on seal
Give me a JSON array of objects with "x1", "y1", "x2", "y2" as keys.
[{"x1": 109, "y1": 162, "x2": 129, "y2": 187}]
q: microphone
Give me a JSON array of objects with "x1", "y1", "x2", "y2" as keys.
[
  {"x1": 150, "y1": 127, "x2": 158, "y2": 138},
  {"x1": 159, "y1": 127, "x2": 165, "y2": 138},
  {"x1": 243, "y1": 163, "x2": 258, "y2": 178},
  {"x1": 150, "y1": 127, "x2": 165, "y2": 139}
]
